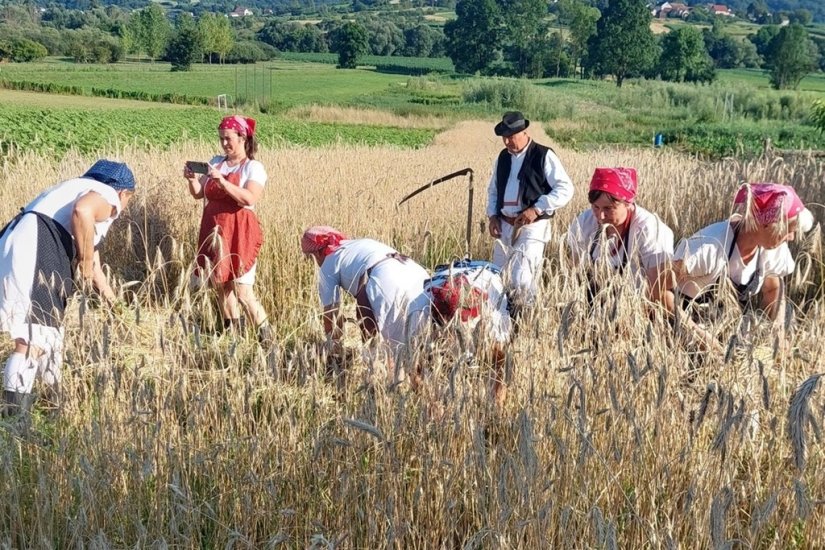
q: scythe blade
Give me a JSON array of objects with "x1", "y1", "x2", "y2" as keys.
[{"x1": 397, "y1": 168, "x2": 475, "y2": 259}]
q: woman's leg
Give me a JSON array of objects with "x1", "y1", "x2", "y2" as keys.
[
  {"x1": 214, "y1": 280, "x2": 241, "y2": 329},
  {"x1": 235, "y1": 283, "x2": 267, "y2": 327},
  {"x1": 235, "y1": 282, "x2": 272, "y2": 345}
]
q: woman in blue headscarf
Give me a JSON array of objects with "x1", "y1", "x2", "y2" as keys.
[{"x1": 0, "y1": 159, "x2": 136, "y2": 416}]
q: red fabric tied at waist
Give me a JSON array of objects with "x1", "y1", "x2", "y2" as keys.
[{"x1": 196, "y1": 162, "x2": 263, "y2": 283}]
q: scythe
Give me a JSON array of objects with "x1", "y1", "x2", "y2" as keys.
[{"x1": 397, "y1": 168, "x2": 474, "y2": 259}]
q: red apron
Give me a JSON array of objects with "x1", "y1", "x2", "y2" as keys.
[{"x1": 196, "y1": 160, "x2": 263, "y2": 284}]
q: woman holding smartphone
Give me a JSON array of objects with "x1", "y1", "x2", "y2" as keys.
[{"x1": 183, "y1": 115, "x2": 272, "y2": 345}]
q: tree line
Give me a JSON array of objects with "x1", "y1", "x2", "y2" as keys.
[
  {"x1": 0, "y1": 0, "x2": 823, "y2": 88},
  {"x1": 443, "y1": 0, "x2": 824, "y2": 89}
]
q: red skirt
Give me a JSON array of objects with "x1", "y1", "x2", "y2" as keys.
[{"x1": 196, "y1": 200, "x2": 263, "y2": 284}]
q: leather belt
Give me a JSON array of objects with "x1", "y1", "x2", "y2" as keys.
[{"x1": 499, "y1": 211, "x2": 553, "y2": 226}]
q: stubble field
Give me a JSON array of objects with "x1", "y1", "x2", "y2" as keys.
[{"x1": 0, "y1": 120, "x2": 824, "y2": 547}]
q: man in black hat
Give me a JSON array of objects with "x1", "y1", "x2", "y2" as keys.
[{"x1": 486, "y1": 111, "x2": 574, "y2": 315}]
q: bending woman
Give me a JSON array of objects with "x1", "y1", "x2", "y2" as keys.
[
  {"x1": 406, "y1": 260, "x2": 512, "y2": 407},
  {"x1": 567, "y1": 167, "x2": 674, "y2": 304},
  {"x1": 184, "y1": 115, "x2": 272, "y2": 345},
  {"x1": 663, "y1": 183, "x2": 814, "y2": 350},
  {"x1": 0, "y1": 159, "x2": 135, "y2": 415},
  {"x1": 301, "y1": 226, "x2": 429, "y2": 381}
]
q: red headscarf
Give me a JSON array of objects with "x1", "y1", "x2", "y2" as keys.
[
  {"x1": 733, "y1": 183, "x2": 805, "y2": 225},
  {"x1": 589, "y1": 167, "x2": 638, "y2": 203},
  {"x1": 301, "y1": 226, "x2": 348, "y2": 258},
  {"x1": 431, "y1": 275, "x2": 487, "y2": 323},
  {"x1": 219, "y1": 115, "x2": 256, "y2": 137}
]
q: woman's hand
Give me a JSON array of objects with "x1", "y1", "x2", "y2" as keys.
[
  {"x1": 184, "y1": 163, "x2": 205, "y2": 199},
  {"x1": 206, "y1": 164, "x2": 225, "y2": 186}
]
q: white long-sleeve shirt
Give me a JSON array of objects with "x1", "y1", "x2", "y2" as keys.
[{"x1": 486, "y1": 141, "x2": 574, "y2": 218}]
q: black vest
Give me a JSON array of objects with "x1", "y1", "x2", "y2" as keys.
[{"x1": 494, "y1": 140, "x2": 554, "y2": 216}]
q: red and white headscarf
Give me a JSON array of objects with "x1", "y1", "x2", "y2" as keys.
[
  {"x1": 301, "y1": 226, "x2": 348, "y2": 258},
  {"x1": 219, "y1": 115, "x2": 256, "y2": 137},
  {"x1": 430, "y1": 275, "x2": 487, "y2": 323},
  {"x1": 733, "y1": 183, "x2": 805, "y2": 226},
  {"x1": 589, "y1": 167, "x2": 638, "y2": 203}
]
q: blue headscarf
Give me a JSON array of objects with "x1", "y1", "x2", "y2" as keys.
[{"x1": 83, "y1": 159, "x2": 136, "y2": 191}]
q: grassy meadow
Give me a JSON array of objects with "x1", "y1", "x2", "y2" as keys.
[
  {"x1": 0, "y1": 111, "x2": 824, "y2": 546},
  {"x1": 3, "y1": 57, "x2": 825, "y2": 158}
]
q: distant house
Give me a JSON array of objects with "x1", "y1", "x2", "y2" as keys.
[
  {"x1": 668, "y1": 2, "x2": 691, "y2": 17},
  {"x1": 654, "y1": 2, "x2": 690, "y2": 19},
  {"x1": 709, "y1": 3, "x2": 735, "y2": 16},
  {"x1": 229, "y1": 6, "x2": 253, "y2": 17}
]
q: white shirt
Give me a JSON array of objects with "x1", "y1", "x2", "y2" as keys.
[
  {"x1": 674, "y1": 220, "x2": 795, "y2": 299},
  {"x1": 486, "y1": 141, "x2": 574, "y2": 217},
  {"x1": 318, "y1": 238, "x2": 398, "y2": 307},
  {"x1": 406, "y1": 261, "x2": 511, "y2": 344},
  {"x1": 567, "y1": 205, "x2": 674, "y2": 284},
  {"x1": 208, "y1": 156, "x2": 268, "y2": 210},
  {"x1": 24, "y1": 177, "x2": 122, "y2": 247}
]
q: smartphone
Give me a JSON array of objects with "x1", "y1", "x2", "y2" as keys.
[{"x1": 186, "y1": 161, "x2": 210, "y2": 175}]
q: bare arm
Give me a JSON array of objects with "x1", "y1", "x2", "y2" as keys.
[
  {"x1": 661, "y1": 261, "x2": 725, "y2": 355},
  {"x1": 91, "y1": 250, "x2": 117, "y2": 303},
  {"x1": 322, "y1": 303, "x2": 344, "y2": 342},
  {"x1": 71, "y1": 192, "x2": 115, "y2": 280},
  {"x1": 183, "y1": 164, "x2": 205, "y2": 199}
]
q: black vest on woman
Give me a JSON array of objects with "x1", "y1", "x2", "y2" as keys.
[{"x1": 494, "y1": 140, "x2": 555, "y2": 218}]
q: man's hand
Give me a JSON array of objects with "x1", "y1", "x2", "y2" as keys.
[
  {"x1": 514, "y1": 207, "x2": 540, "y2": 228},
  {"x1": 488, "y1": 215, "x2": 502, "y2": 238}
]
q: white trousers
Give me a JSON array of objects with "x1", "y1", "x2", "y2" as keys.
[
  {"x1": 366, "y1": 259, "x2": 429, "y2": 355},
  {"x1": 491, "y1": 218, "x2": 550, "y2": 306}
]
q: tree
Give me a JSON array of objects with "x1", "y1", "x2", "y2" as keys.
[
  {"x1": 330, "y1": 21, "x2": 368, "y2": 69},
  {"x1": 199, "y1": 13, "x2": 234, "y2": 64},
  {"x1": 749, "y1": 24, "x2": 779, "y2": 60},
  {"x1": 9, "y1": 38, "x2": 47, "y2": 62},
  {"x1": 704, "y1": 21, "x2": 743, "y2": 68},
  {"x1": 444, "y1": 0, "x2": 502, "y2": 74},
  {"x1": 167, "y1": 16, "x2": 202, "y2": 71},
  {"x1": 138, "y1": 4, "x2": 170, "y2": 61},
  {"x1": 746, "y1": 1, "x2": 770, "y2": 24},
  {"x1": 362, "y1": 18, "x2": 404, "y2": 56},
  {"x1": 211, "y1": 15, "x2": 234, "y2": 63},
  {"x1": 401, "y1": 24, "x2": 443, "y2": 57},
  {"x1": 658, "y1": 26, "x2": 715, "y2": 83},
  {"x1": 586, "y1": 0, "x2": 657, "y2": 87},
  {"x1": 789, "y1": 9, "x2": 812, "y2": 26},
  {"x1": 764, "y1": 24, "x2": 818, "y2": 90},
  {"x1": 557, "y1": 0, "x2": 599, "y2": 77},
  {"x1": 499, "y1": 0, "x2": 549, "y2": 77}
]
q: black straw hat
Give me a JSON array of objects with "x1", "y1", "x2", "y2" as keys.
[{"x1": 494, "y1": 111, "x2": 530, "y2": 137}]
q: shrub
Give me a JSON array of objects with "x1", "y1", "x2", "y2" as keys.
[{"x1": 10, "y1": 38, "x2": 47, "y2": 62}]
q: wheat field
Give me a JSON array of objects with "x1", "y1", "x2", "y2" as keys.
[{"x1": 0, "y1": 120, "x2": 823, "y2": 547}]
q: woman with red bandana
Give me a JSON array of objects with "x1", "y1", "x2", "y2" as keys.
[
  {"x1": 567, "y1": 167, "x2": 674, "y2": 304},
  {"x1": 663, "y1": 183, "x2": 814, "y2": 350},
  {"x1": 301, "y1": 226, "x2": 429, "y2": 382},
  {"x1": 405, "y1": 260, "x2": 512, "y2": 408},
  {"x1": 184, "y1": 115, "x2": 272, "y2": 345}
]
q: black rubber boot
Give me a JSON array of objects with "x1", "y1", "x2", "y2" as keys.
[{"x1": 1, "y1": 390, "x2": 35, "y2": 418}]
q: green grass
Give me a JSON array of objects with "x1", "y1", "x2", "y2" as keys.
[
  {"x1": 717, "y1": 68, "x2": 825, "y2": 92},
  {"x1": 2, "y1": 57, "x2": 824, "y2": 158},
  {"x1": 0, "y1": 103, "x2": 437, "y2": 156},
  {"x1": 0, "y1": 58, "x2": 413, "y2": 110},
  {"x1": 278, "y1": 52, "x2": 455, "y2": 74}
]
